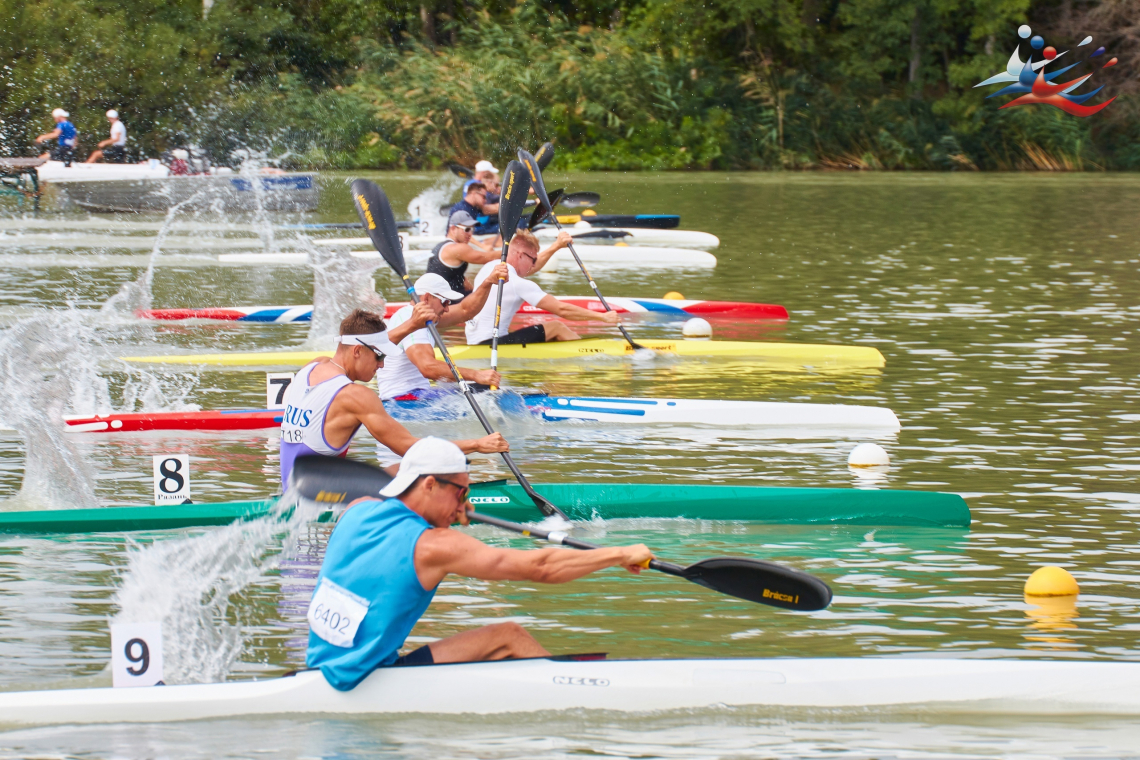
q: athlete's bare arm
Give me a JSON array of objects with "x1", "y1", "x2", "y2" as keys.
[
  {"x1": 414, "y1": 528, "x2": 653, "y2": 589},
  {"x1": 325, "y1": 384, "x2": 509, "y2": 455},
  {"x1": 404, "y1": 344, "x2": 500, "y2": 387},
  {"x1": 535, "y1": 294, "x2": 620, "y2": 324},
  {"x1": 439, "y1": 242, "x2": 501, "y2": 268},
  {"x1": 437, "y1": 262, "x2": 510, "y2": 327}
]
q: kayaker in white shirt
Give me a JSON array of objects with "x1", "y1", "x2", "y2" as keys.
[
  {"x1": 306, "y1": 437, "x2": 653, "y2": 690},
  {"x1": 375, "y1": 268, "x2": 510, "y2": 401},
  {"x1": 464, "y1": 228, "x2": 619, "y2": 346},
  {"x1": 85, "y1": 109, "x2": 128, "y2": 163}
]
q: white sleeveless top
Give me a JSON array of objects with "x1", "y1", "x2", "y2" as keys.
[{"x1": 279, "y1": 361, "x2": 358, "y2": 487}]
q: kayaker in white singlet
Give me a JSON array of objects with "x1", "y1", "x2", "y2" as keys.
[
  {"x1": 279, "y1": 309, "x2": 509, "y2": 487},
  {"x1": 306, "y1": 437, "x2": 653, "y2": 690},
  {"x1": 465, "y1": 229, "x2": 618, "y2": 346},
  {"x1": 375, "y1": 268, "x2": 509, "y2": 401}
]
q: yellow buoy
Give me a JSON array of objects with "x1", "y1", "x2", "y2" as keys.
[
  {"x1": 663, "y1": 291, "x2": 685, "y2": 300},
  {"x1": 1024, "y1": 566, "x2": 1079, "y2": 597}
]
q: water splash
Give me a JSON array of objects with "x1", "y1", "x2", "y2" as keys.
[
  {"x1": 234, "y1": 150, "x2": 278, "y2": 252},
  {"x1": 111, "y1": 493, "x2": 320, "y2": 684},
  {"x1": 101, "y1": 191, "x2": 208, "y2": 315},
  {"x1": 408, "y1": 173, "x2": 462, "y2": 237},
  {"x1": 303, "y1": 240, "x2": 386, "y2": 349}
]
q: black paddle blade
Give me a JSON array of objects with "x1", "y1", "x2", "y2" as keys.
[
  {"x1": 527, "y1": 188, "x2": 564, "y2": 230},
  {"x1": 290, "y1": 455, "x2": 394, "y2": 505},
  {"x1": 535, "y1": 142, "x2": 555, "y2": 171},
  {"x1": 498, "y1": 160, "x2": 529, "y2": 245},
  {"x1": 351, "y1": 179, "x2": 407, "y2": 278},
  {"x1": 681, "y1": 557, "x2": 832, "y2": 611},
  {"x1": 517, "y1": 148, "x2": 553, "y2": 214},
  {"x1": 448, "y1": 163, "x2": 476, "y2": 180},
  {"x1": 559, "y1": 191, "x2": 601, "y2": 209}
]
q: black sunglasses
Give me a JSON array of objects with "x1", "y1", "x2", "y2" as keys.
[
  {"x1": 432, "y1": 475, "x2": 470, "y2": 500},
  {"x1": 358, "y1": 340, "x2": 386, "y2": 363}
]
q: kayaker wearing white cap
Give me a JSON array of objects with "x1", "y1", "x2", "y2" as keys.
[
  {"x1": 279, "y1": 309, "x2": 507, "y2": 487},
  {"x1": 85, "y1": 110, "x2": 128, "y2": 163},
  {"x1": 375, "y1": 267, "x2": 510, "y2": 401},
  {"x1": 35, "y1": 109, "x2": 79, "y2": 165},
  {"x1": 306, "y1": 437, "x2": 653, "y2": 690},
  {"x1": 466, "y1": 229, "x2": 619, "y2": 346}
]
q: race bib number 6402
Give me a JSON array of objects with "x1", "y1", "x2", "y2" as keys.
[{"x1": 307, "y1": 578, "x2": 369, "y2": 648}]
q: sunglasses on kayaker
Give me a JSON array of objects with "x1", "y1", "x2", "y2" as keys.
[
  {"x1": 431, "y1": 475, "x2": 470, "y2": 501},
  {"x1": 358, "y1": 341, "x2": 386, "y2": 364}
]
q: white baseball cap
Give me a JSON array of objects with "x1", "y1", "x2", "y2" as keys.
[
  {"x1": 474, "y1": 160, "x2": 498, "y2": 174},
  {"x1": 379, "y1": 437, "x2": 468, "y2": 497},
  {"x1": 414, "y1": 273, "x2": 465, "y2": 302},
  {"x1": 52, "y1": 109, "x2": 69, "y2": 118},
  {"x1": 106, "y1": 109, "x2": 119, "y2": 119}
]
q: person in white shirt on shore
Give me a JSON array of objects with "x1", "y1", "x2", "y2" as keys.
[
  {"x1": 376, "y1": 268, "x2": 510, "y2": 402},
  {"x1": 464, "y1": 229, "x2": 618, "y2": 346}
]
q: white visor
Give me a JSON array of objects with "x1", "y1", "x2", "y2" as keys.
[{"x1": 338, "y1": 331, "x2": 400, "y2": 357}]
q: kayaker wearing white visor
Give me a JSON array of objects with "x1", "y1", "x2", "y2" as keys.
[
  {"x1": 465, "y1": 229, "x2": 619, "y2": 346},
  {"x1": 306, "y1": 437, "x2": 653, "y2": 690},
  {"x1": 279, "y1": 309, "x2": 508, "y2": 487},
  {"x1": 375, "y1": 268, "x2": 510, "y2": 402}
]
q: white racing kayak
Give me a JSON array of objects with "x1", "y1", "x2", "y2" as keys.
[
  {"x1": 2, "y1": 657, "x2": 1138, "y2": 726},
  {"x1": 228, "y1": 244, "x2": 717, "y2": 269}
]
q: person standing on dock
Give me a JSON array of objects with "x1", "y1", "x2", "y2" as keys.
[
  {"x1": 305, "y1": 437, "x2": 653, "y2": 690},
  {"x1": 375, "y1": 269, "x2": 509, "y2": 401},
  {"x1": 35, "y1": 109, "x2": 79, "y2": 165},
  {"x1": 85, "y1": 110, "x2": 128, "y2": 163},
  {"x1": 279, "y1": 309, "x2": 508, "y2": 487},
  {"x1": 465, "y1": 229, "x2": 619, "y2": 346}
]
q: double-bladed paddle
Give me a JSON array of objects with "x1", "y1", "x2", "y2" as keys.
[
  {"x1": 350, "y1": 178, "x2": 566, "y2": 521},
  {"x1": 487, "y1": 160, "x2": 529, "y2": 389},
  {"x1": 448, "y1": 163, "x2": 476, "y2": 180},
  {"x1": 291, "y1": 455, "x2": 833, "y2": 612},
  {"x1": 517, "y1": 147, "x2": 646, "y2": 352},
  {"x1": 526, "y1": 188, "x2": 564, "y2": 230}
]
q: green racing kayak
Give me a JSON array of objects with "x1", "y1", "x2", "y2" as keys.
[{"x1": 0, "y1": 480, "x2": 969, "y2": 534}]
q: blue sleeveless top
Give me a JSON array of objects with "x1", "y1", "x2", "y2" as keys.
[{"x1": 306, "y1": 498, "x2": 437, "y2": 691}]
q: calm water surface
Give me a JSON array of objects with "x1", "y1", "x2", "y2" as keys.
[{"x1": 1, "y1": 172, "x2": 1139, "y2": 757}]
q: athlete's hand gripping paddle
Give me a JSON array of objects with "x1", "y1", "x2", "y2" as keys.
[
  {"x1": 488, "y1": 160, "x2": 530, "y2": 388},
  {"x1": 350, "y1": 179, "x2": 567, "y2": 521},
  {"x1": 292, "y1": 455, "x2": 834, "y2": 612},
  {"x1": 517, "y1": 147, "x2": 646, "y2": 352}
]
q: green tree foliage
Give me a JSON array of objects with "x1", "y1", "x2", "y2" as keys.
[{"x1": 1, "y1": 0, "x2": 1135, "y2": 169}]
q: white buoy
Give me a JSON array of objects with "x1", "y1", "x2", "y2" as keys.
[
  {"x1": 847, "y1": 443, "x2": 890, "y2": 467},
  {"x1": 682, "y1": 317, "x2": 712, "y2": 339}
]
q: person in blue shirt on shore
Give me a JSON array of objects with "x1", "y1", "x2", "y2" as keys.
[
  {"x1": 35, "y1": 109, "x2": 79, "y2": 165},
  {"x1": 450, "y1": 179, "x2": 503, "y2": 237},
  {"x1": 305, "y1": 437, "x2": 652, "y2": 691}
]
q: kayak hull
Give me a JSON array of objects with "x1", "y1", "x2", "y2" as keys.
[
  {"x1": 0, "y1": 481, "x2": 969, "y2": 534},
  {"x1": 2, "y1": 657, "x2": 1138, "y2": 726},
  {"x1": 302, "y1": 243, "x2": 717, "y2": 269},
  {"x1": 48, "y1": 395, "x2": 899, "y2": 434},
  {"x1": 135, "y1": 298, "x2": 789, "y2": 323},
  {"x1": 122, "y1": 339, "x2": 886, "y2": 369}
]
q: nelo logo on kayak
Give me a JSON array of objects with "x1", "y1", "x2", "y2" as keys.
[
  {"x1": 469, "y1": 496, "x2": 511, "y2": 504},
  {"x1": 553, "y1": 676, "x2": 610, "y2": 687},
  {"x1": 763, "y1": 588, "x2": 799, "y2": 604}
]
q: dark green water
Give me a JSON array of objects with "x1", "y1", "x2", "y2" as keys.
[{"x1": 1, "y1": 172, "x2": 1139, "y2": 757}]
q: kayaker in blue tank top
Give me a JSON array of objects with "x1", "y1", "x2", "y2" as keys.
[{"x1": 305, "y1": 438, "x2": 653, "y2": 691}]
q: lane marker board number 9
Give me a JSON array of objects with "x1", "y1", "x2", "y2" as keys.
[
  {"x1": 111, "y1": 621, "x2": 164, "y2": 688},
  {"x1": 153, "y1": 455, "x2": 191, "y2": 504}
]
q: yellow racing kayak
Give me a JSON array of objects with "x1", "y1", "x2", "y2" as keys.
[{"x1": 123, "y1": 339, "x2": 885, "y2": 369}]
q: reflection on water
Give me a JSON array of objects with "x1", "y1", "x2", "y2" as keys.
[{"x1": 1, "y1": 173, "x2": 1140, "y2": 755}]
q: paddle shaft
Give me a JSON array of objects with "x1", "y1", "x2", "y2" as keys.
[
  {"x1": 546, "y1": 216, "x2": 644, "y2": 351},
  {"x1": 488, "y1": 238, "x2": 509, "y2": 388},
  {"x1": 397, "y1": 274, "x2": 566, "y2": 520},
  {"x1": 469, "y1": 510, "x2": 685, "y2": 575}
]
